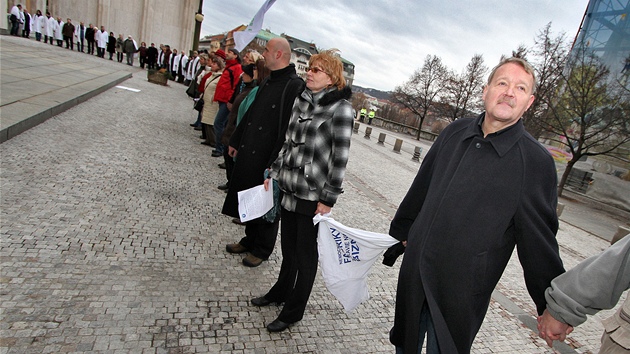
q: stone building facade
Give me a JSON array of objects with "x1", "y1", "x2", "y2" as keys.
[{"x1": 6, "y1": 0, "x2": 198, "y2": 53}]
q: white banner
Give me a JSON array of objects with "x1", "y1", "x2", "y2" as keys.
[
  {"x1": 233, "y1": 0, "x2": 277, "y2": 51},
  {"x1": 314, "y1": 214, "x2": 399, "y2": 312}
]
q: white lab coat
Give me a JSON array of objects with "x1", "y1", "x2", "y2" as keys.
[
  {"x1": 53, "y1": 20, "x2": 63, "y2": 40},
  {"x1": 96, "y1": 30, "x2": 108, "y2": 48},
  {"x1": 186, "y1": 56, "x2": 200, "y2": 80},
  {"x1": 32, "y1": 15, "x2": 42, "y2": 34},
  {"x1": 42, "y1": 16, "x2": 54, "y2": 37},
  {"x1": 74, "y1": 24, "x2": 86, "y2": 40}
]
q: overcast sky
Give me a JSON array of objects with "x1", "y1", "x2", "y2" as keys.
[{"x1": 201, "y1": 0, "x2": 590, "y2": 92}]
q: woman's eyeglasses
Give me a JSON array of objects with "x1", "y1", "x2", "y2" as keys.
[{"x1": 307, "y1": 66, "x2": 326, "y2": 74}]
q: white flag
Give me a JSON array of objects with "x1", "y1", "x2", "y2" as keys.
[{"x1": 233, "y1": 0, "x2": 277, "y2": 52}]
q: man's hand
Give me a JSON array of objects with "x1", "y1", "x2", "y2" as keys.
[
  {"x1": 228, "y1": 146, "x2": 237, "y2": 158},
  {"x1": 537, "y1": 309, "x2": 574, "y2": 347}
]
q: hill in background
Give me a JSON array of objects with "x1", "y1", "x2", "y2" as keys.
[{"x1": 352, "y1": 85, "x2": 391, "y2": 101}]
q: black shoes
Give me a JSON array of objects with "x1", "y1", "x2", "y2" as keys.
[
  {"x1": 211, "y1": 151, "x2": 222, "y2": 157},
  {"x1": 267, "y1": 319, "x2": 292, "y2": 332},
  {"x1": 218, "y1": 163, "x2": 226, "y2": 169},
  {"x1": 190, "y1": 123, "x2": 197, "y2": 127},
  {"x1": 217, "y1": 183, "x2": 229, "y2": 190},
  {"x1": 251, "y1": 296, "x2": 272, "y2": 306}
]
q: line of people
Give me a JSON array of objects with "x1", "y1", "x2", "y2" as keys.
[
  {"x1": 185, "y1": 37, "x2": 355, "y2": 334},
  {"x1": 7, "y1": 3, "x2": 192, "y2": 73}
]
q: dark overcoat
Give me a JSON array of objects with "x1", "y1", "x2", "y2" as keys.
[
  {"x1": 221, "y1": 64, "x2": 304, "y2": 221},
  {"x1": 389, "y1": 114, "x2": 565, "y2": 353}
]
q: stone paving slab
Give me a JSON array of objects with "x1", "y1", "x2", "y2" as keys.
[
  {"x1": 0, "y1": 35, "x2": 133, "y2": 143},
  {"x1": 1, "y1": 36, "x2": 627, "y2": 354}
]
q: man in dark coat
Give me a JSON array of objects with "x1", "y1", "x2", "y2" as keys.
[
  {"x1": 222, "y1": 37, "x2": 305, "y2": 268},
  {"x1": 388, "y1": 57, "x2": 565, "y2": 353},
  {"x1": 85, "y1": 24, "x2": 95, "y2": 55},
  {"x1": 146, "y1": 43, "x2": 158, "y2": 70},
  {"x1": 62, "y1": 18, "x2": 74, "y2": 50}
]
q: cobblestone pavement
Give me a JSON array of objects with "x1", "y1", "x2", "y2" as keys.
[{"x1": 1, "y1": 38, "x2": 627, "y2": 353}]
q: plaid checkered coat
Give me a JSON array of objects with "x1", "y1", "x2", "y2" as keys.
[{"x1": 270, "y1": 86, "x2": 354, "y2": 212}]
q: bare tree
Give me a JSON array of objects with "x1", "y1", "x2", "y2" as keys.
[
  {"x1": 523, "y1": 23, "x2": 570, "y2": 139},
  {"x1": 351, "y1": 91, "x2": 369, "y2": 112},
  {"x1": 391, "y1": 55, "x2": 448, "y2": 139},
  {"x1": 543, "y1": 47, "x2": 630, "y2": 196},
  {"x1": 439, "y1": 54, "x2": 487, "y2": 121}
]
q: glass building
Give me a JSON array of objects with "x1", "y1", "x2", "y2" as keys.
[{"x1": 573, "y1": 0, "x2": 630, "y2": 78}]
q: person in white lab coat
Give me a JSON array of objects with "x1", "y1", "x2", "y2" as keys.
[
  {"x1": 53, "y1": 17, "x2": 64, "y2": 47},
  {"x1": 95, "y1": 26, "x2": 109, "y2": 58}
]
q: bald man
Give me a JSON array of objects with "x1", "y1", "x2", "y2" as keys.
[{"x1": 222, "y1": 38, "x2": 305, "y2": 268}]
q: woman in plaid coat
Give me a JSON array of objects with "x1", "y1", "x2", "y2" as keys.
[{"x1": 251, "y1": 49, "x2": 355, "y2": 333}]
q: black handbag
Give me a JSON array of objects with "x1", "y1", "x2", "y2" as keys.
[
  {"x1": 186, "y1": 80, "x2": 198, "y2": 98},
  {"x1": 193, "y1": 97, "x2": 204, "y2": 112}
]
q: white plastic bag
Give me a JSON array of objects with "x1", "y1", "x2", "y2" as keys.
[{"x1": 314, "y1": 214, "x2": 399, "y2": 312}]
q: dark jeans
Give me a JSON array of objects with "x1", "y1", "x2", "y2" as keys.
[
  {"x1": 87, "y1": 40, "x2": 95, "y2": 54},
  {"x1": 10, "y1": 20, "x2": 19, "y2": 35},
  {"x1": 64, "y1": 36, "x2": 73, "y2": 49},
  {"x1": 117, "y1": 52, "x2": 123, "y2": 62},
  {"x1": 45, "y1": 35, "x2": 53, "y2": 44},
  {"x1": 126, "y1": 53, "x2": 134, "y2": 65},
  {"x1": 395, "y1": 302, "x2": 439, "y2": 354},
  {"x1": 139, "y1": 56, "x2": 146, "y2": 68},
  {"x1": 213, "y1": 102, "x2": 230, "y2": 154},
  {"x1": 265, "y1": 207, "x2": 319, "y2": 324},
  {"x1": 239, "y1": 221, "x2": 279, "y2": 260},
  {"x1": 35, "y1": 32, "x2": 41, "y2": 41},
  {"x1": 223, "y1": 149, "x2": 235, "y2": 184},
  {"x1": 56, "y1": 39, "x2": 63, "y2": 47},
  {"x1": 76, "y1": 39, "x2": 84, "y2": 52}
]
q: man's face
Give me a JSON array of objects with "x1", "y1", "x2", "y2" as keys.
[
  {"x1": 262, "y1": 42, "x2": 277, "y2": 69},
  {"x1": 101, "y1": 26, "x2": 105, "y2": 31},
  {"x1": 226, "y1": 50, "x2": 236, "y2": 60},
  {"x1": 482, "y1": 63, "x2": 535, "y2": 129}
]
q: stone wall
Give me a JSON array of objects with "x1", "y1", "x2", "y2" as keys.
[{"x1": 41, "y1": 0, "x2": 197, "y2": 53}]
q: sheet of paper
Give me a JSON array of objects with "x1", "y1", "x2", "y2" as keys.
[{"x1": 237, "y1": 184, "x2": 274, "y2": 222}]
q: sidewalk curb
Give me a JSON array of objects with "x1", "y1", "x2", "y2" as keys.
[{"x1": 0, "y1": 73, "x2": 132, "y2": 143}]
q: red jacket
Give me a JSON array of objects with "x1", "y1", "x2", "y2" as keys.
[{"x1": 213, "y1": 59, "x2": 243, "y2": 103}]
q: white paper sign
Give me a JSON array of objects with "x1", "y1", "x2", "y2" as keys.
[{"x1": 237, "y1": 184, "x2": 274, "y2": 222}]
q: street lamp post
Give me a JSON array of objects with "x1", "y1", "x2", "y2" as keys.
[{"x1": 191, "y1": 0, "x2": 204, "y2": 56}]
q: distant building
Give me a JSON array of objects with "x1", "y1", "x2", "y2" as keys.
[
  {"x1": 285, "y1": 35, "x2": 318, "y2": 79},
  {"x1": 202, "y1": 28, "x2": 355, "y2": 88},
  {"x1": 573, "y1": 0, "x2": 630, "y2": 78}
]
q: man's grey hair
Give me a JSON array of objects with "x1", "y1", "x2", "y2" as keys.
[{"x1": 487, "y1": 57, "x2": 537, "y2": 94}]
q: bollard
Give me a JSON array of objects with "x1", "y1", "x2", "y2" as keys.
[
  {"x1": 353, "y1": 122, "x2": 360, "y2": 134},
  {"x1": 611, "y1": 225, "x2": 630, "y2": 245},
  {"x1": 393, "y1": 138, "x2": 403, "y2": 154},
  {"x1": 556, "y1": 202, "x2": 565, "y2": 217},
  {"x1": 377, "y1": 133, "x2": 386, "y2": 145},
  {"x1": 364, "y1": 127, "x2": 372, "y2": 139},
  {"x1": 412, "y1": 146, "x2": 422, "y2": 161}
]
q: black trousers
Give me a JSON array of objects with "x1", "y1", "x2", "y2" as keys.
[
  {"x1": 87, "y1": 40, "x2": 95, "y2": 54},
  {"x1": 239, "y1": 221, "x2": 279, "y2": 260},
  {"x1": 64, "y1": 35, "x2": 73, "y2": 49},
  {"x1": 264, "y1": 207, "x2": 319, "y2": 323}
]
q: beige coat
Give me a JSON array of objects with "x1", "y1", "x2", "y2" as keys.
[{"x1": 200, "y1": 71, "x2": 221, "y2": 125}]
